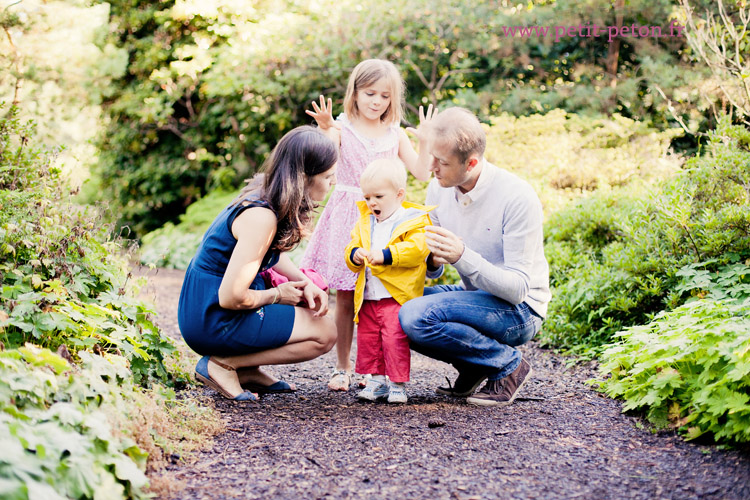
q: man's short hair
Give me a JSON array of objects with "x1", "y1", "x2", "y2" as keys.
[
  {"x1": 360, "y1": 158, "x2": 407, "y2": 192},
  {"x1": 431, "y1": 107, "x2": 486, "y2": 164}
]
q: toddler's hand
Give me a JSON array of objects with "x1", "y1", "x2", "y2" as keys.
[
  {"x1": 353, "y1": 248, "x2": 369, "y2": 266},
  {"x1": 368, "y1": 249, "x2": 385, "y2": 265}
]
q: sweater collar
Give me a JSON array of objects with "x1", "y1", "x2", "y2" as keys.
[{"x1": 454, "y1": 159, "x2": 492, "y2": 205}]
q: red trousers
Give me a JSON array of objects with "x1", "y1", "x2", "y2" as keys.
[{"x1": 355, "y1": 298, "x2": 410, "y2": 383}]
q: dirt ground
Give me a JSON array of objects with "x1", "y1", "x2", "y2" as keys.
[{"x1": 138, "y1": 267, "x2": 750, "y2": 500}]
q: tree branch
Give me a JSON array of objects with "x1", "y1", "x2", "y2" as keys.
[
  {"x1": 681, "y1": 0, "x2": 750, "y2": 121},
  {"x1": 405, "y1": 58, "x2": 431, "y2": 90},
  {"x1": 2, "y1": 25, "x2": 22, "y2": 109}
]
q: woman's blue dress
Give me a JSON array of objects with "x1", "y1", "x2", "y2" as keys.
[{"x1": 178, "y1": 198, "x2": 296, "y2": 356}]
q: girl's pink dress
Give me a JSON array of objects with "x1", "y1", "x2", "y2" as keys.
[{"x1": 301, "y1": 115, "x2": 399, "y2": 291}]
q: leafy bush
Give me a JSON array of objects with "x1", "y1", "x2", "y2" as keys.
[
  {"x1": 542, "y1": 117, "x2": 750, "y2": 354},
  {"x1": 96, "y1": 0, "x2": 708, "y2": 236},
  {"x1": 139, "y1": 189, "x2": 239, "y2": 269},
  {"x1": 484, "y1": 110, "x2": 683, "y2": 214},
  {"x1": 1, "y1": 107, "x2": 221, "y2": 498},
  {"x1": 0, "y1": 107, "x2": 183, "y2": 387},
  {"x1": 0, "y1": 345, "x2": 149, "y2": 499},
  {"x1": 1, "y1": 344, "x2": 222, "y2": 499},
  {"x1": 597, "y1": 261, "x2": 750, "y2": 443}
]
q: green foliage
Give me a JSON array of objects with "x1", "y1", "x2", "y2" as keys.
[
  {"x1": 96, "y1": 0, "x2": 707, "y2": 236},
  {"x1": 0, "y1": 345, "x2": 150, "y2": 499},
  {"x1": 597, "y1": 261, "x2": 750, "y2": 443},
  {"x1": 0, "y1": 106, "x2": 185, "y2": 388},
  {"x1": 543, "y1": 117, "x2": 750, "y2": 354},
  {"x1": 0, "y1": 108, "x2": 215, "y2": 499},
  {"x1": 484, "y1": 109, "x2": 683, "y2": 214},
  {"x1": 139, "y1": 189, "x2": 239, "y2": 269},
  {"x1": 0, "y1": 0, "x2": 125, "y2": 190},
  {"x1": 682, "y1": 0, "x2": 750, "y2": 126}
]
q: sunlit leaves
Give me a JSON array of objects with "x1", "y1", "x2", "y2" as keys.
[
  {"x1": 0, "y1": 347, "x2": 151, "y2": 500},
  {"x1": 543, "y1": 119, "x2": 750, "y2": 354},
  {"x1": 598, "y1": 296, "x2": 750, "y2": 443},
  {"x1": 0, "y1": 106, "x2": 184, "y2": 388}
]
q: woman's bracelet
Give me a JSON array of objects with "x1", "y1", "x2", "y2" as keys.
[{"x1": 271, "y1": 287, "x2": 280, "y2": 305}]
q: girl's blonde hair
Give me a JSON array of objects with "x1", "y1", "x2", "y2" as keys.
[{"x1": 343, "y1": 59, "x2": 404, "y2": 125}]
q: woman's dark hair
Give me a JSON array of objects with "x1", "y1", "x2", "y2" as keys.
[{"x1": 233, "y1": 126, "x2": 337, "y2": 251}]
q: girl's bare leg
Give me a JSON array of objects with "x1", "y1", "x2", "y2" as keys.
[
  {"x1": 333, "y1": 289, "x2": 355, "y2": 372},
  {"x1": 326, "y1": 289, "x2": 355, "y2": 390},
  {"x1": 207, "y1": 308, "x2": 336, "y2": 397}
]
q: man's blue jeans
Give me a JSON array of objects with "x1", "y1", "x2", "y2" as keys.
[{"x1": 399, "y1": 285, "x2": 543, "y2": 380}]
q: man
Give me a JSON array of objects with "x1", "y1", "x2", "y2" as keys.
[{"x1": 399, "y1": 107, "x2": 550, "y2": 407}]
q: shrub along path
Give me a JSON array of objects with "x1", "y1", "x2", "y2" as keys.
[{"x1": 140, "y1": 268, "x2": 750, "y2": 500}]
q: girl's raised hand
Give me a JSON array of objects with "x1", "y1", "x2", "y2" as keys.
[
  {"x1": 405, "y1": 104, "x2": 438, "y2": 142},
  {"x1": 305, "y1": 95, "x2": 342, "y2": 131}
]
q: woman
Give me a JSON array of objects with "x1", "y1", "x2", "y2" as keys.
[{"x1": 178, "y1": 126, "x2": 338, "y2": 401}]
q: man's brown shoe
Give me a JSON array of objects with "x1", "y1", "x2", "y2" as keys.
[
  {"x1": 436, "y1": 368, "x2": 489, "y2": 397},
  {"x1": 466, "y1": 358, "x2": 532, "y2": 407}
]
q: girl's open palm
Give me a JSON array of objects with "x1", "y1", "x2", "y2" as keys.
[
  {"x1": 406, "y1": 104, "x2": 438, "y2": 142},
  {"x1": 305, "y1": 95, "x2": 342, "y2": 132}
]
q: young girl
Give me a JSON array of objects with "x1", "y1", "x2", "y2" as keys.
[{"x1": 301, "y1": 59, "x2": 434, "y2": 391}]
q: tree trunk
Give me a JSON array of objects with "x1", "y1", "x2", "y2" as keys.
[{"x1": 606, "y1": 0, "x2": 625, "y2": 86}]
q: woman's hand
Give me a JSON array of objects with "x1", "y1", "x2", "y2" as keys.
[
  {"x1": 302, "y1": 281, "x2": 329, "y2": 317},
  {"x1": 305, "y1": 95, "x2": 342, "y2": 132},
  {"x1": 275, "y1": 280, "x2": 306, "y2": 306}
]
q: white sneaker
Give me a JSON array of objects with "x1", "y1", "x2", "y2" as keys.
[
  {"x1": 387, "y1": 383, "x2": 408, "y2": 404},
  {"x1": 358, "y1": 378, "x2": 389, "y2": 401},
  {"x1": 358, "y1": 373, "x2": 372, "y2": 388}
]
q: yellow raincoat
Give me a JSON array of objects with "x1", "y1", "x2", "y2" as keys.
[{"x1": 344, "y1": 200, "x2": 434, "y2": 322}]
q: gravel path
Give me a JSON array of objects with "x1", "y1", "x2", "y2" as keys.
[{"x1": 138, "y1": 267, "x2": 750, "y2": 500}]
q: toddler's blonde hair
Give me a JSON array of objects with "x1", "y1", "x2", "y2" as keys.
[
  {"x1": 360, "y1": 158, "x2": 407, "y2": 193},
  {"x1": 344, "y1": 59, "x2": 404, "y2": 125}
]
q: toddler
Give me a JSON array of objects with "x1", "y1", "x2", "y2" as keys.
[{"x1": 344, "y1": 158, "x2": 433, "y2": 403}]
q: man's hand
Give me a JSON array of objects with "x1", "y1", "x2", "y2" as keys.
[{"x1": 425, "y1": 225, "x2": 464, "y2": 265}]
